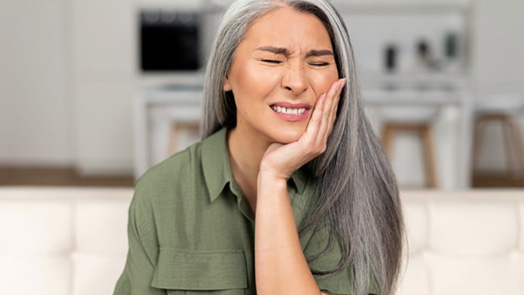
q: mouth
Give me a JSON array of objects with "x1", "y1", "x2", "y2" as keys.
[
  {"x1": 271, "y1": 105, "x2": 307, "y2": 115},
  {"x1": 269, "y1": 102, "x2": 311, "y2": 122}
]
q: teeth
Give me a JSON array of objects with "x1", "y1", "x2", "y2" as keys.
[{"x1": 272, "y1": 106, "x2": 306, "y2": 115}]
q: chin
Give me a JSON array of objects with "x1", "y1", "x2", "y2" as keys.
[{"x1": 271, "y1": 126, "x2": 306, "y2": 144}]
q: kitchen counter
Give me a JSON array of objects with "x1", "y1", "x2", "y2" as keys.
[{"x1": 135, "y1": 84, "x2": 474, "y2": 189}]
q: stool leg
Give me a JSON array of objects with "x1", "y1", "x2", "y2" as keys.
[
  {"x1": 505, "y1": 116, "x2": 524, "y2": 186},
  {"x1": 381, "y1": 124, "x2": 395, "y2": 159},
  {"x1": 421, "y1": 125, "x2": 438, "y2": 188},
  {"x1": 500, "y1": 116, "x2": 517, "y2": 178},
  {"x1": 472, "y1": 116, "x2": 489, "y2": 180}
]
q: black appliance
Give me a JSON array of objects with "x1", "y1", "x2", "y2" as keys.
[{"x1": 140, "y1": 10, "x2": 201, "y2": 71}]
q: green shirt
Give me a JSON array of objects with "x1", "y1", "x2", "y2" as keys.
[{"x1": 113, "y1": 127, "x2": 379, "y2": 295}]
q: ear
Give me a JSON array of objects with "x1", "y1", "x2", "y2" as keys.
[{"x1": 223, "y1": 75, "x2": 232, "y2": 92}]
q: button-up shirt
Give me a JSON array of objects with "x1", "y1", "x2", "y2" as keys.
[{"x1": 113, "y1": 127, "x2": 379, "y2": 295}]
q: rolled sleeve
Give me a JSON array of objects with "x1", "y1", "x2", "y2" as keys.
[{"x1": 113, "y1": 181, "x2": 166, "y2": 295}]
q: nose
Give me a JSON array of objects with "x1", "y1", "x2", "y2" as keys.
[{"x1": 281, "y1": 62, "x2": 308, "y2": 95}]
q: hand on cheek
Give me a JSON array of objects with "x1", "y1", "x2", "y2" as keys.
[{"x1": 259, "y1": 78, "x2": 347, "y2": 181}]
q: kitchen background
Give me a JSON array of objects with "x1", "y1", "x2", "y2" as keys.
[{"x1": 0, "y1": 0, "x2": 523, "y2": 190}]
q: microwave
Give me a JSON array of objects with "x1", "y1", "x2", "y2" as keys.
[{"x1": 140, "y1": 10, "x2": 201, "y2": 71}]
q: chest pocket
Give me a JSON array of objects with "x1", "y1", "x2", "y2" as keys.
[{"x1": 151, "y1": 247, "x2": 248, "y2": 295}]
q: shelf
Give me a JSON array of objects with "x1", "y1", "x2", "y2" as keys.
[
  {"x1": 332, "y1": 1, "x2": 471, "y2": 15},
  {"x1": 134, "y1": 0, "x2": 471, "y2": 14},
  {"x1": 359, "y1": 70, "x2": 472, "y2": 91}
]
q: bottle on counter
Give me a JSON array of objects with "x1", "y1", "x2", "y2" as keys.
[
  {"x1": 442, "y1": 31, "x2": 461, "y2": 73},
  {"x1": 384, "y1": 44, "x2": 398, "y2": 73}
]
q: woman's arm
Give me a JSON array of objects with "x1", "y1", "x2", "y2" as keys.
[
  {"x1": 254, "y1": 79, "x2": 346, "y2": 295},
  {"x1": 113, "y1": 185, "x2": 166, "y2": 295},
  {"x1": 255, "y1": 174, "x2": 319, "y2": 294},
  {"x1": 254, "y1": 183, "x2": 344, "y2": 295}
]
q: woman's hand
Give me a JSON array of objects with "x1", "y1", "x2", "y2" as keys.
[{"x1": 259, "y1": 78, "x2": 346, "y2": 181}]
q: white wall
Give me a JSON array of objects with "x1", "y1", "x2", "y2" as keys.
[{"x1": 0, "y1": 0, "x2": 72, "y2": 166}]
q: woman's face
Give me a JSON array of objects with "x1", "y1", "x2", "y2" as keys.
[{"x1": 224, "y1": 6, "x2": 339, "y2": 144}]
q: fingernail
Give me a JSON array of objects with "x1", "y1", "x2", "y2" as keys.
[
  {"x1": 336, "y1": 80, "x2": 342, "y2": 91},
  {"x1": 337, "y1": 79, "x2": 346, "y2": 91}
]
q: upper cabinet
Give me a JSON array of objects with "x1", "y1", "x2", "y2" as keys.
[
  {"x1": 133, "y1": 0, "x2": 205, "y2": 9},
  {"x1": 331, "y1": 0, "x2": 471, "y2": 14},
  {"x1": 205, "y1": 0, "x2": 471, "y2": 12}
]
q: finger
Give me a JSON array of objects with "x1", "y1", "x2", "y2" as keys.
[
  {"x1": 303, "y1": 92, "x2": 327, "y2": 141},
  {"x1": 318, "y1": 79, "x2": 344, "y2": 144},
  {"x1": 331, "y1": 78, "x2": 346, "y2": 116},
  {"x1": 328, "y1": 78, "x2": 346, "y2": 133}
]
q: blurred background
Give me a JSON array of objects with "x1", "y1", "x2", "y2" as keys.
[{"x1": 0, "y1": 0, "x2": 523, "y2": 190}]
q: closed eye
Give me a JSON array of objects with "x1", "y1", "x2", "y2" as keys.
[
  {"x1": 261, "y1": 59, "x2": 282, "y2": 64},
  {"x1": 310, "y1": 62, "x2": 330, "y2": 67}
]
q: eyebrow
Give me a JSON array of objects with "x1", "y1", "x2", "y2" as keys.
[
  {"x1": 305, "y1": 49, "x2": 334, "y2": 58},
  {"x1": 255, "y1": 46, "x2": 334, "y2": 58}
]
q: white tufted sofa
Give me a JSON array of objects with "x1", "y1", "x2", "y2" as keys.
[
  {"x1": 0, "y1": 187, "x2": 523, "y2": 295},
  {"x1": 398, "y1": 190, "x2": 524, "y2": 295}
]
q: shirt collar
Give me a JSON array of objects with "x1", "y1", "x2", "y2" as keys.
[
  {"x1": 202, "y1": 127, "x2": 235, "y2": 203},
  {"x1": 202, "y1": 127, "x2": 309, "y2": 203}
]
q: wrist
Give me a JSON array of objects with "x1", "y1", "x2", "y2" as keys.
[
  {"x1": 257, "y1": 169, "x2": 288, "y2": 186},
  {"x1": 257, "y1": 172, "x2": 288, "y2": 203}
]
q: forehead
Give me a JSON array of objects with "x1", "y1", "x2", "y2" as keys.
[{"x1": 241, "y1": 6, "x2": 332, "y2": 51}]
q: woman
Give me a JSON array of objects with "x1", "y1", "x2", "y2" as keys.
[{"x1": 114, "y1": 1, "x2": 404, "y2": 295}]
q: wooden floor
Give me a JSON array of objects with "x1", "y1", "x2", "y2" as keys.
[
  {"x1": 0, "y1": 167, "x2": 134, "y2": 187},
  {"x1": 0, "y1": 167, "x2": 522, "y2": 188},
  {"x1": 472, "y1": 172, "x2": 524, "y2": 188}
]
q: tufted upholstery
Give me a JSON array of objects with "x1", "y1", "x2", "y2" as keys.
[
  {"x1": 0, "y1": 187, "x2": 131, "y2": 295},
  {"x1": 398, "y1": 190, "x2": 524, "y2": 295},
  {"x1": 0, "y1": 187, "x2": 523, "y2": 295}
]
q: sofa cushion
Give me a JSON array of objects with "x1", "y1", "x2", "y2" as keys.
[
  {"x1": 0, "y1": 255, "x2": 71, "y2": 295},
  {"x1": 396, "y1": 254, "x2": 430, "y2": 295},
  {"x1": 427, "y1": 252, "x2": 522, "y2": 295},
  {"x1": 0, "y1": 201, "x2": 72, "y2": 254},
  {"x1": 72, "y1": 252, "x2": 128, "y2": 295},
  {"x1": 75, "y1": 200, "x2": 129, "y2": 253},
  {"x1": 429, "y1": 198, "x2": 519, "y2": 256}
]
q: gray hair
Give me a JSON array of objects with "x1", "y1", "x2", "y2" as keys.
[{"x1": 201, "y1": 1, "x2": 404, "y2": 295}]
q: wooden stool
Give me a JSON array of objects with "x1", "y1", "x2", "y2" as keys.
[
  {"x1": 168, "y1": 122, "x2": 201, "y2": 156},
  {"x1": 381, "y1": 123, "x2": 438, "y2": 188},
  {"x1": 472, "y1": 95, "x2": 524, "y2": 187},
  {"x1": 472, "y1": 113, "x2": 524, "y2": 186}
]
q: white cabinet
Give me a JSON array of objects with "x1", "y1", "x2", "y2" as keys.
[
  {"x1": 70, "y1": 0, "x2": 136, "y2": 175},
  {"x1": 134, "y1": 86, "x2": 203, "y2": 179},
  {"x1": 0, "y1": 0, "x2": 71, "y2": 165},
  {"x1": 73, "y1": 79, "x2": 135, "y2": 174}
]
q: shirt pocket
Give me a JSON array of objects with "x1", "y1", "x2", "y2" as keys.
[{"x1": 151, "y1": 247, "x2": 248, "y2": 295}]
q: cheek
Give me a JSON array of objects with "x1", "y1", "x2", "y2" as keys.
[
  {"x1": 308, "y1": 69, "x2": 339, "y2": 98},
  {"x1": 232, "y1": 62, "x2": 279, "y2": 97}
]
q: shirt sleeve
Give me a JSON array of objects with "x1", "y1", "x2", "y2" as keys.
[
  {"x1": 303, "y1": 220, "x2": 380, "y2": 295},
  {"x1": 113, "y1": 181, "x2": 166, "y2": 295}
]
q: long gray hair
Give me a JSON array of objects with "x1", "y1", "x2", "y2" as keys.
[{"x1": 201, "y1": 1, "x2": 404, "y2": 294}]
